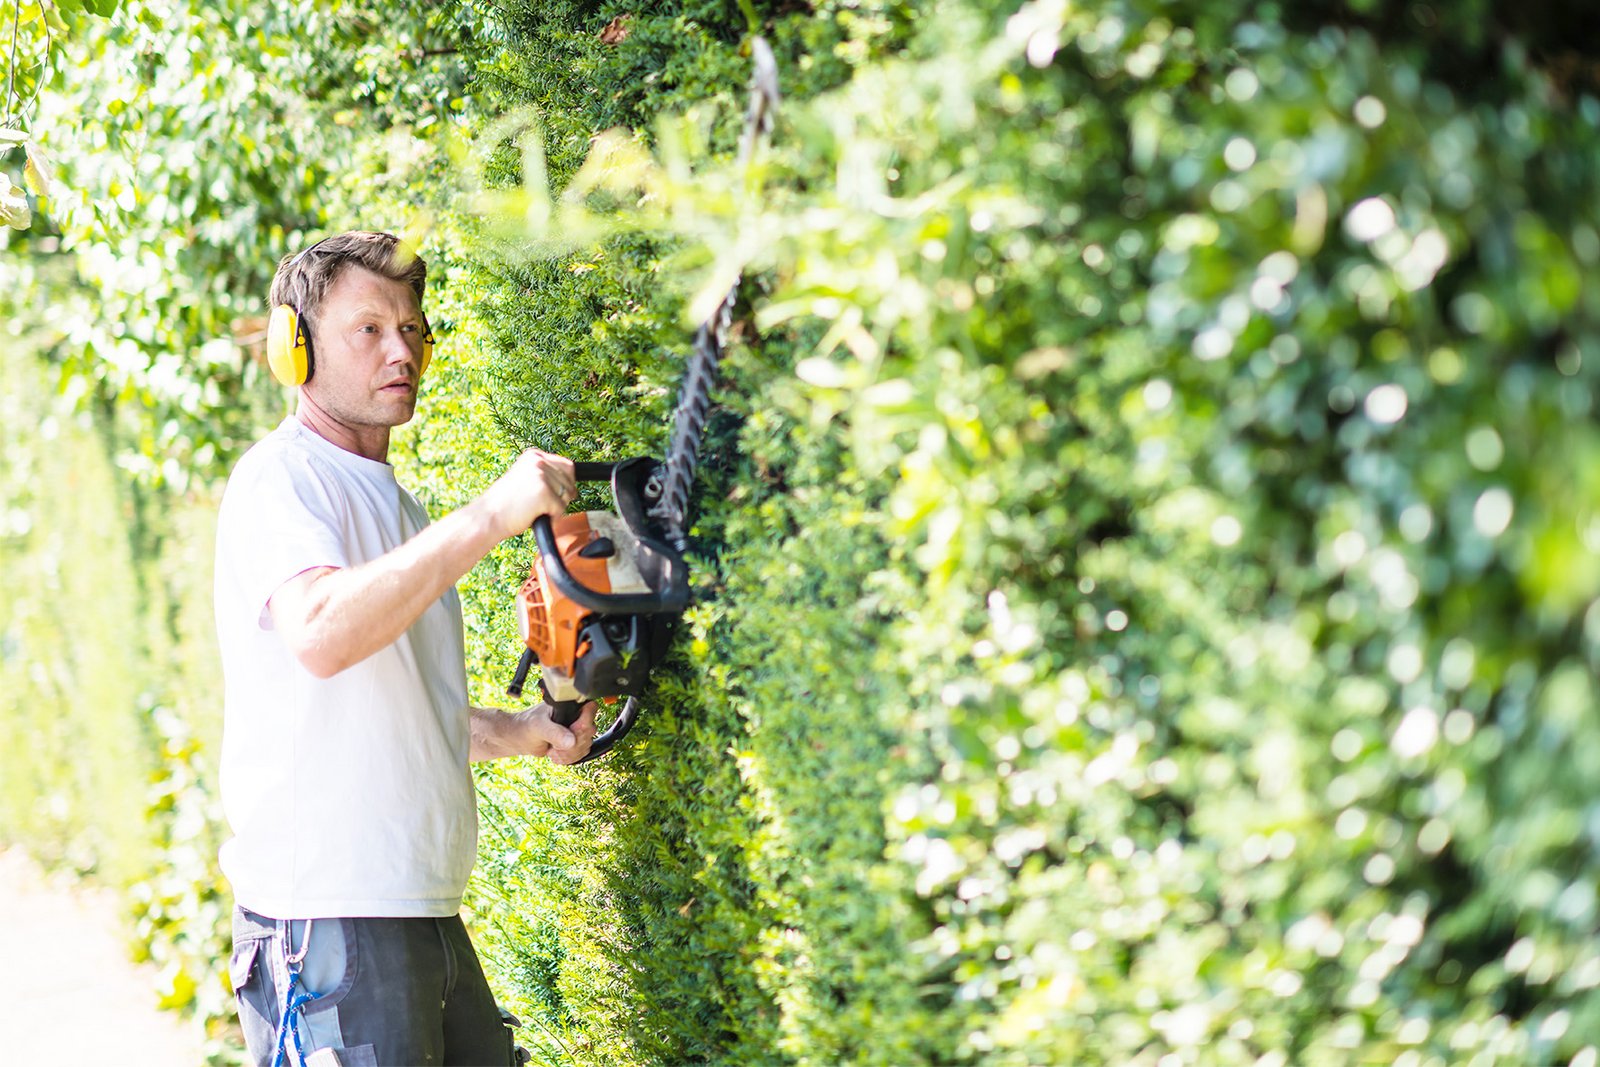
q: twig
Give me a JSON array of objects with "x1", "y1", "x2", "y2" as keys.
[
  {"x1": 6, "y1": 0, "x2": 20, "y2": 129},
  {"x1": 23, "y1": 0, "x2": 52, "y2": 128}
]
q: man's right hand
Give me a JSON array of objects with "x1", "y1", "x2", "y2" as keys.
[
  {"x1": 482, "y1": 448, "x2": 578, "y2": 541},
  {"x1": 544, "y1": 701, "x2": 599, "y2": 765},
  {"x1": 469, "y1": 701, "x2": 598, "y2": 762}
]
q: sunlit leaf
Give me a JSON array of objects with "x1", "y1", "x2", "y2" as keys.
[{"x1": 23, "y1": 143, "x2": 59, "y2": 198}]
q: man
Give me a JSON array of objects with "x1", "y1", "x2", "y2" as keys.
[{"x1": 214, "y1": 231, "x2": 595, "y2": 1066}]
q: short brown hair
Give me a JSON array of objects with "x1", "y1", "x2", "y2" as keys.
[{"x1": 268, "y1": 231, "x2": 428, "y2": 337}]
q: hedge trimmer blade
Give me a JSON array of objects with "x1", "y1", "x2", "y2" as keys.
[
  {"x1": 646, "y1": 37, "x2": 780, "y2": 553},
  {"x1": 509, "y1": 39, "x2": 780, "y2": 763}
]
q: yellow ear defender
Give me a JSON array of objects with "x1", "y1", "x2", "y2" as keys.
[
  {"x1": 266, "y1": 303, "x2": 311, "y2": 387},
  {"x1": 264, "y1": 237, "x2": 436, "y2": 387}
]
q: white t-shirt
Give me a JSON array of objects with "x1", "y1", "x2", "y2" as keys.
[{"x1": 213, "y1": 416, "x2": 475, "y2": 919}]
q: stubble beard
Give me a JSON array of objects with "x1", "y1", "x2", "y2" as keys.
[{"x1": 311, "y1": 375, "x2": 416, "y2": 431}]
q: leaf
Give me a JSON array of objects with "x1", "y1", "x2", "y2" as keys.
[
  {"x1": 0, "y1": 174, "x2": 32, "y2": 230},
  {"x1": 84, "y1": 0, "x2": 121, "y2": 16},
  {"x1": 397, "y1": 208, "x2": 434, "y2": 255},
  {"x1": 794, "y1": 357, "x2": 851, "y2": 389},
  {"x1": 599, "y1": 14, "x2": 631, "y2": 45},
  {"x1": 24, "y1": 144, "x2": 59, "y2": 198}
]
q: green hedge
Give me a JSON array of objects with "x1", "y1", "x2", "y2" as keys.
[
  {"x1": 447, "y1": 0, "x2": 1600, "y2": 1064},
  {"x1": 442, "y1": 6, "x2": 927, "y2": 1063}
]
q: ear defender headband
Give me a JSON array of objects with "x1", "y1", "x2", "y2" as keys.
[{"x1": 264, "y1": 237, "x2": 435, "y2": 387}]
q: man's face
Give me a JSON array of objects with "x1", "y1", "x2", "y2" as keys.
[{"x1": 304, "y1": 265, "x2": 426, "y2": 429}]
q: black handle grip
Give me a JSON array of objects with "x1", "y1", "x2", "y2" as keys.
[
  {"x1": 559, "y1": 697, "x2": 639, "y2": 765},
  {"x1": 539, "y1": 681, "x2": 642, "y2": 766},
  {"x1": 549, "y1": 699, "x2": 582, "y2": 727},
  {"x1": 572, "y1": 461, "x2": 616, "y2": 483}
]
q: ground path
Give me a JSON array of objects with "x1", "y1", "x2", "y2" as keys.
[{"x1": 0, "y1": 846, "x2": 209, "y2": 1065}]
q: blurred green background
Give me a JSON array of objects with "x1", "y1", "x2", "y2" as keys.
[{"x1": 4, "y1": 0, "x2": 1600, "y2": 1063}]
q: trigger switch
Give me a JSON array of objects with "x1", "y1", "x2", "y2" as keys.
[{"x1": 578, "y1": 536, "x2": 616, "y2": 560}]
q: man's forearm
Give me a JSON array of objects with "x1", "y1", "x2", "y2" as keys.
[
  {"x1": 277, "y1": 498, "x2": 503, "y2": 677},
  {"x1": 469, "y1": 705, "x2": 547, "y2": 762}
]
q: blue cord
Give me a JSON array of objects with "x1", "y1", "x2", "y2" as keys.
[{"x1": 271, "y1": 958, "x2": 321, "y2": 1067}]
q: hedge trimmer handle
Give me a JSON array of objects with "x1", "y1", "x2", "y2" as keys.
[
  {"x1": 549, "y1": 698, "x2": 583, "y2": 727},
  {"x1": 571, "y1": 461, "x2": 618, "y2": 482},
  {"x1": 546, "y1": 687, "x2": 639, "y2": 766}
]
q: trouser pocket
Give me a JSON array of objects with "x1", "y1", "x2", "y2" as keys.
[
  {"x1": 229, "y1": 934, "x2": 280, "y2": 1065},
  {"x1": 500, "y1": 1006, "x2": 531, "y2": 1066}
]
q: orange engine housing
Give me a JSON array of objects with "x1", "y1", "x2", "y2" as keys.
[{"x1": 516, "y1": 511, "x2": 642, "y2": 674}]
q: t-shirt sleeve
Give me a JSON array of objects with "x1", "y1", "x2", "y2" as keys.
[{"x1": 218, "y1": 449, "x2": 352, "y2": 629}]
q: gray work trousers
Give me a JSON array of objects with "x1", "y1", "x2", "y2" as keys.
[{"x1": 230, "y1": 904, "x2": 519, "y2": 1067}]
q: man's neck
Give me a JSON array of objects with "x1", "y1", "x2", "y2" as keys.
[{"x1": 294, "y1": 395, "x2": 391, "y2": 463}]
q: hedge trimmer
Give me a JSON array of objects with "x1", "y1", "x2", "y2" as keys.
[{"x1": 504, "y1": 38, "x2": 779, "y2": 764}]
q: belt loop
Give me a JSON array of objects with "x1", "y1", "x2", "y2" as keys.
[{"x1": 268, "y1": 920, "x2": 293, "y2": 1027}]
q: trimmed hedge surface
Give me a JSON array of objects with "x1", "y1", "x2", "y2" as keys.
[{"x1": 445, "y1": 1, "x2": 1600, "y2": 1064}]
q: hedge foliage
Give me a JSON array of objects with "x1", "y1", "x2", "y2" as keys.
[
  {"x1": 7, "y1": 0, "x2": 1600, "y2": 1065},
  {"x1": 455, "y1": 1, "x2": 1600, "y2": 1064}
]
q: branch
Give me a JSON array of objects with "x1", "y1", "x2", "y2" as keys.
[{"x1": 6, "y1": 0, "x2": 20, "y2": 129}]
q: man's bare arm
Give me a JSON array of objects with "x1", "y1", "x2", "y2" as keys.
[
  {"x1": 270, "y1": 501, "x2": 498, "y2": 678},
  {"x1": 269, "y1": 449, "x2": 575, "y2": 678},
  {"x1": 469, "y1": 702, "x2": 599, "y2": 763}
]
